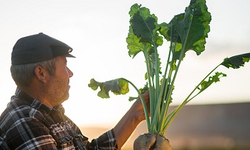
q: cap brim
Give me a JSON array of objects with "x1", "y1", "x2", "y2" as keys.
[{"x1": 63, "y1": 53, "x2": 76, "y2": 58}]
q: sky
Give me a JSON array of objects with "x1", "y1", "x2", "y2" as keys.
[{"x1": 0, "y1": 0, "x2": 250, "y2": 127}]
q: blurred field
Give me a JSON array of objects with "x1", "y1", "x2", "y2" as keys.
[
  {"x1": 121, "y1": 149, "x2": 250, "y2": 150},
  {"x1": 80, "y1": 102, "x2": 250, "y2": 150},
  {"x1": 122, "y1": 149, "x2": 250, "y2": 150}
]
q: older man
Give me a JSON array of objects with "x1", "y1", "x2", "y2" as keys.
[{"x1": 0, "y1": 33, "x2": 149, "y2": 150}]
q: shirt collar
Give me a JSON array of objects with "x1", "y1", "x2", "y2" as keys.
[{"x1": 14, "y1": 87, "x2": 65, "y2": 115}]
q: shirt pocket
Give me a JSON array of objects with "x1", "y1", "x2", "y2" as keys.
[
  {"x1": 58, "y1": 135, "x2": 75, "y2": 149},
  {"x1": 50, "y1": 124, "x2": 76, "y2": 149}
]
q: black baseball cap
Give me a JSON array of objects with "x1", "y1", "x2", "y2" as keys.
[{"x1": 11, "y1": 33, "x2": 75, "y2": 65}]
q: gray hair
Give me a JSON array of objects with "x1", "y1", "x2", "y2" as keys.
[{"x1": 10, "y1": 57, "x2": 57, "y2": 87}]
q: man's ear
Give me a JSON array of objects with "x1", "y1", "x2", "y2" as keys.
[{"x1": 34, "y1": 66, "x2": 47, "y2": 83}]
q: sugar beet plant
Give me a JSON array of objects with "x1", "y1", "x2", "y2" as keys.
[{"x1": 88, "y1": 0, "x2": 250, "y2": 135}]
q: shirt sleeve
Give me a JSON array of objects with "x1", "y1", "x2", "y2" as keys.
[
  {"x1": 5, "y1": 118, "x2": 58, "y2": 150},
  {"x1": 87, "y1": 129, "x2": 118, "y2": 150},
  {"x1": 4, "y1": 116, "x2": 117, "y2": 150}
]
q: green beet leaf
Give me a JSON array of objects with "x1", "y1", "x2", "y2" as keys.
[
  {"x1": 127, "y1": 3, "x2": 163, "y2": 58},
  {"x1": 221, "y1": 52, "x2": 250, "y2": 69},
  {"x1": 198, "y1": 72, "x2": 227, "y2": 93},
  {"x1": 88, "y1": 78, "x2": 129, "y2": 98},
  {"x1": 161, "y1": 0, "x2": 211, "y2": 60}
]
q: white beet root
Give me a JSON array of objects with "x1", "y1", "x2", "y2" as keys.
[{"x1": 133, "y1": 133, "x2": 172, "y2": 150}]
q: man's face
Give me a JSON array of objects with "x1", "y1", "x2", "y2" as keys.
[{"x1": 46, "y1": 56, "x2": 73, "y2": 106}]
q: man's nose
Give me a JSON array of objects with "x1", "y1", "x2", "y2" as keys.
[{"x1": 66, "y1": 67, "x2": 73, "y2": 77}]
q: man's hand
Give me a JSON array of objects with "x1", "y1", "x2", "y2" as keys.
[
  {"x1": 131, "y1": 90, "x2": 150, "y2": 122},
  {"x1": 113, "y1": 90, "x2": 150, "y2": 149}
]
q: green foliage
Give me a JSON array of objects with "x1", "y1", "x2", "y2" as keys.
[
  {"x1": 221, "y1": 52, "x2": 250, "y2": 69},
  {"x1": 159, "y1": 0, "x2": 211, "y2": 60},
  {"x1": 198, "y1": 72, "x2": 227, "y2": 93},
  {"x1": 88, "y1": 0, "x2": 249, "y2": 136},
  {"x1": 88, "y1": 78, "x2": 129, "y2": 98}
]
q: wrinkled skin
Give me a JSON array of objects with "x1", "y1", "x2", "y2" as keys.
[{"x1": 133, "y1": 133, "x2": 172, "y2": 150}]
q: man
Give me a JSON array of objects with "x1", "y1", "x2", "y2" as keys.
[{"x1": 0, "y1": 33, "x2": 149, "y2": 149}]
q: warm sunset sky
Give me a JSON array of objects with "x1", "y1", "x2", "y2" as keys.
[{"x1": 0, "y1": 0, "x2": 250, "y2": 127}]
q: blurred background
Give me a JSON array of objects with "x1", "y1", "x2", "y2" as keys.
[
  {"x1": 81, "y1": 103, "x2": 250, "y2": 150},
  {"x1": 0, "y1": 0, "x2": 250, "y2": 149}
]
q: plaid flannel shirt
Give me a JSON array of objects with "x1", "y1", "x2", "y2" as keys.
[{"x1": 0, "y1": 88, "x2": 117, "y2": 150}]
